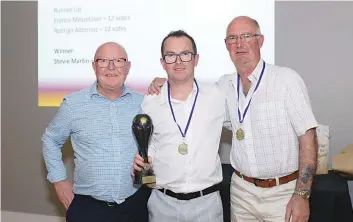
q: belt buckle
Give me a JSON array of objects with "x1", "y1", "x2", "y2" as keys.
[
  {"x1": 107, "y1": 202, "x2": 116, "y2": 207},
  {"x1": 253, "y1": 178, "x2": 265, "y2": 187}
]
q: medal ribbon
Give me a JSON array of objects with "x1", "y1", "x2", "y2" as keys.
[
  {"x1": 168, "y1": 79, "x2": 199, "y2": 139},
  {"x1": 237, "y1": 61, "x2": 266, "y2": 124}
]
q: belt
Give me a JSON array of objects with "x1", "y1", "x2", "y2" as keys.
[
  {"x1": 158, "y1": 183, "x2": 220, "y2": 200},
  {"x1": 77, "y1": 194, "x2": 120, "y2": 207},
  {"x1": 234, "y1": 170, "x2": 298, "y2": 188}
]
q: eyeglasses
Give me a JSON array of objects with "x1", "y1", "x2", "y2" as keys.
[
  {"x1": 163, "y1": 52, "x2": 195, "y2": 64},
  {"x1": 95, "y1": 58, "x2": 127, "y2": 68},
  {"x1": 224, "y1": 33, "x2": 261, "y2": 44}
]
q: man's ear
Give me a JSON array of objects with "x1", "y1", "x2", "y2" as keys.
[
  {"x1": 92, "y1": 61, "x2": 97, "y2": 73},
  {"x1": 194, "y1": 54, "x2": 199, "y2": 67},
  {"x1": 125, "y1": 61, "x2": 131, "y2": 75},
  {"x1": 160, "y1": 57, "x2": 167, "y2": 71},
  {"x1": 258, "y1": 35, "x2": 264, "y2": 48}
]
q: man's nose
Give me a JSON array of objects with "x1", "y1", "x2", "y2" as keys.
[
  {"x1": 108, "y1": 60, "x2": 115, "y2": 70},
  {"x1": 175, "y1": 55, "x2": 182, "y2": 64},
  {"x1": 236, "y1": 38, "x2": 242, "y2": 47}
]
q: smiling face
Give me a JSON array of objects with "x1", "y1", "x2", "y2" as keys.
[
  {"x1": 92, "y1": 42, "x2": 131, "y2": 91},
  {"x1": 160, "y1": 36, "x2": 199, "y2": 84},
  {"x1": 225, "y1": 16, "x2": 264, "y2": 69}
]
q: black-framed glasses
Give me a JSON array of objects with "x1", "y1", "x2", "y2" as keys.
[
  {"x1": 225, "y1": 33, "x2": 261, "y2": 44},
  {"x1": 163, "y1": 52, "x2": 195, "y2": 64},
  {"x1": 95, "y1": 58, "x2": 127, "y2": 68}
]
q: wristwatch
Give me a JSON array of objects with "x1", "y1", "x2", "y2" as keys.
[{"x1": 294, "y1": 188, "x2": 311, "y2": 200}]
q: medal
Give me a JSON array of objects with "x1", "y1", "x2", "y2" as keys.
[
  {"x1": 236, "y1": 128, "x2": 245, "y2": 140},
  {"x1": 178, "y1": 143, "x2": 188, "y2": 155},
  {"x1": 236, "y1": 61, "x2": 266, "y2": 141},
  {"x1": 168, "y1": 79, "x2": 199, "y2": 154}
]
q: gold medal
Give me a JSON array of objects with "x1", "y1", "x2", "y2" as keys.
[
  {"x1": 178, "y1": 143, "x2": 188, "y2": 155},
  {"x1": 236, "y1": 128, "x2": 245, "y2": 140}
]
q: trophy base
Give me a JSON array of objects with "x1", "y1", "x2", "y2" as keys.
[
  {"x1": 142, "y1": 175, "x2": 156, "y2": 184},
  {"x1": 134, "y1": 168, "x2": 156, "y2": 185}
]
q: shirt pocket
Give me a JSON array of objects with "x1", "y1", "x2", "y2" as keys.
[{"x1": 255, "y1": 100, "x2": 289, "y2": 130}]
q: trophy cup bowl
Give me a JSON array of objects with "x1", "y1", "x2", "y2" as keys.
[{"x1": 132, "y1": 114, "x2": 156, "y2": 185}]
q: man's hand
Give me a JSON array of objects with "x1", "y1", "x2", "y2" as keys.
[
  {"x1": 148, "y1": 78, "x2": 166, "y2": 95},
  {"x1": 285, "y1": 194, "x2": 310, "y2": 222},
  {"x1": 53, "y1": 180, "x2": 74, "y2": 209},
  {"x1": 131, "y1": 153, "x2": 153, "y2": 177}
]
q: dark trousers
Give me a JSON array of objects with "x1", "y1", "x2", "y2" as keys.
[
  {"x1": 220, "y1": 164, "x2": 233, "y2": 222},
  {"x1": 66, "y1": 186, "x2": 151, "y2": 222}
]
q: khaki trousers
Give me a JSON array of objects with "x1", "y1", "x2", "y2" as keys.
[{"x1": 230, "y1": 173, "x2": 296, "y2": 222}]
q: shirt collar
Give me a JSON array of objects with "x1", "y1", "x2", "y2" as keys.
[
  {"x1": 89, "y1": 81, "x2": 131, "y2": 98},
  {"x1": 89, "y1": 81, "x2": 99, "y2": 97},
  {"x1": 248, "y1": 59, "x2": 264, "y2": 82},
  {"x1": 159, "y1": 79, "x2": 202, "y2": 105},
  {"x1": 229, "y1": 59, "x2": 265, "y2": 87}
]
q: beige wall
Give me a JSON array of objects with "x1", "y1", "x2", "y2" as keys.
[
  {"x1": 1, "y1": 0, "x2": 352, "y2": 217},
  {"x1": 1, "y1": 1, "x2": 73, "y2": 216}
]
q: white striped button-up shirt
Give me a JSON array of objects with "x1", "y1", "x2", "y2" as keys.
[{"x1": 218, "y1": 59, "x2": 318, "y2": 179}]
